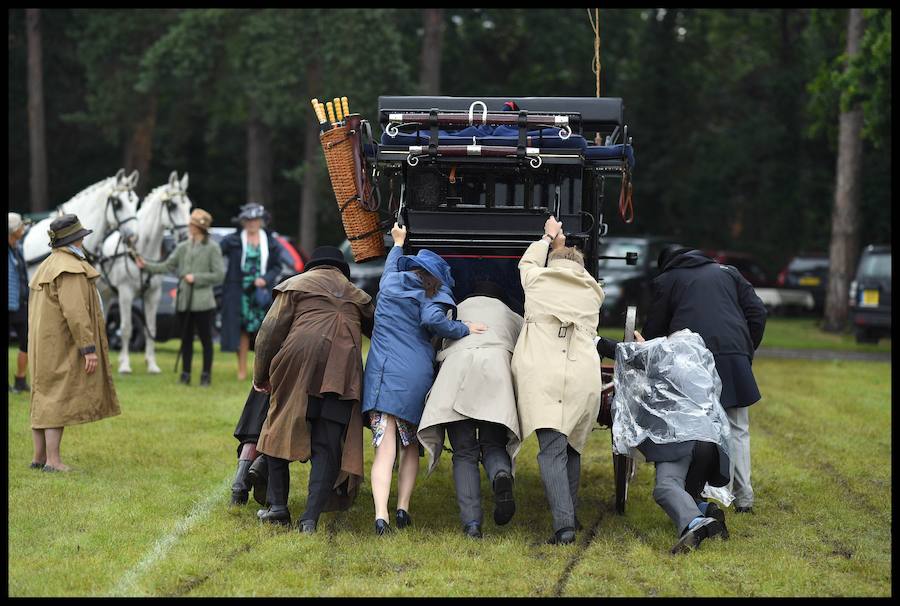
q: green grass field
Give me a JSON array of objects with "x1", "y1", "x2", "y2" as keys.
[
  {"x1": 599, "y1": 316, "x2": 891, "y2": 353},
  {"x1": 7, "y1": 331, "x2": 892, "y2": 596}
]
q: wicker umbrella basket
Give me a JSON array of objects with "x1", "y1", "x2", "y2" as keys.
[{"x1": 320, "y1": 123, "x2": 384, "y2": 263}]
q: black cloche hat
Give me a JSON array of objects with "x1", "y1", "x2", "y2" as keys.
[{"x1": 304, "y1": 245, "x2": 351, "y2": 280}]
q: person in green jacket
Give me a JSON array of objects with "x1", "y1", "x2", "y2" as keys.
[{"x1": 136, "y1": 208, "x2": 225, "y2": 386}]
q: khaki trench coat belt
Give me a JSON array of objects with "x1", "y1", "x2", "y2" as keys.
[{"x1": 524, "y1": 313, "x2": 594, "y2": 362}]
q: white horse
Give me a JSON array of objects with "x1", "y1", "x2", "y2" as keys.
[
  {"x1": 23, "y1": 169, "x2": 140, "y2": 278},
  {"x1": 101, "y1": 171, "x2": 193, "y2": 374}
]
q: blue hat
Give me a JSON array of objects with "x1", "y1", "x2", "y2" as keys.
[{"x1": 398, "y1": 249, "x2": 454, "y2": 287}]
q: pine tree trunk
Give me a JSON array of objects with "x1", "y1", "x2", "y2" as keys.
[
  {"x1": 419, "y1": 9, "x2": 445, "y2": 95},
  {"x1": 300, "y1": 121, "x2": 319, "y2": 254},
  {"x1": 299, "y1": 60, "x2": 321, "y2": 254},
  {"x1": 247, "y1": 98, "x2": 273, "y2": 207},
  {"x1": 25, "y1": 8, "x2": 48, "y2": 212},
  {"x1": 123, "y1": 93, "x2": 158, "y2": 198},
  {"x1": 822, "y1": 8, "x2": 865, "y2": 332}
]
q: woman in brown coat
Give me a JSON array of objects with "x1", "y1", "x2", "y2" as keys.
[
  {"x1": 252, "y1": 246, "x2": 374, "y2": 533},
  {"x1": 28, "y1": 214, "x2": 120, "y2": 472}
]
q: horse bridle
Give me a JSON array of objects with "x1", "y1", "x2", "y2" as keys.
[
  {"x1": 160, "y1": 190, "x2": 190, "y2": 234},
  {"x1": 106, "y1": 187, "x2": 138, "y2": 233}
]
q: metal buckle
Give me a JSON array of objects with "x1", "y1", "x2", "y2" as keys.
[{"x1": 558, "y1": 326, "x2": 567, "y2": 338}]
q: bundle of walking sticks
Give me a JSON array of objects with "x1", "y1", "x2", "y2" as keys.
[
  {"x1": 310, "y1": 97, "x2": 351, "y2": 133},
  {"x1": 310, "y1": 95, "x2": 384, "y2": 263}
]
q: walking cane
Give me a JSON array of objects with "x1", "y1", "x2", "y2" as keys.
[{"x1": 173, "y1": 279, "x2": 194, "y2": 373}]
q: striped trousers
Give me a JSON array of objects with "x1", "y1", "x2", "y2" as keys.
[{"x1": 536, "y1": 429, "x2": 581, "y2": 532}]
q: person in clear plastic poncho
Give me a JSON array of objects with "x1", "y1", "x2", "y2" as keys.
[{"x1": 610, "y1": 329, "x2": 732, "y2": 554}]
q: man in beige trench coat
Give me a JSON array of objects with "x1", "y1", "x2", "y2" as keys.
[
  {"x1": 511, "y1": 215, "x2": 604, "y2": 545},
  {"x1": 27, "y1": 214, "x2": 120, "y2": 472}
]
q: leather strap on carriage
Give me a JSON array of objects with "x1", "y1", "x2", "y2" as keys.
[
  {"x1": 516, "y1": 110, "x2": 528, "y2": 161},
  {"x1": 618, "y1": 168, "x2": 634, "y2": 224},
  {"x1": 428, "y1": 109, "x2": 439, "y2": 158},
  {"x1": 346, "y1": 218, "x2": 393, "y2": 242}
]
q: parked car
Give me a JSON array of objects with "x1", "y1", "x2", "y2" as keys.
[
  {"x1": 597, "y1": 236, "x2": 680, "y2": 325},
  {"x1": 104, "y1": 226, "x2": 305, "y2": 349},
  {"x1": 703, "y1": 250, "x2": 771, "y2": 287},
  {"x1": 338, "y1": 235, "x2": 392, "y2": 299},
  {"x1": 776, "y1": 253, "x2": 830, "y2": 311},
  {"x1": 849, "y1": 244, "x2": 891, "y2": 344}
]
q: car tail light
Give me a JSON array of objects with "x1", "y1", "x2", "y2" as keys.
[
  {"x1": 776, "y1": 268, "x2": 787, "y2": 287},
  {"x1": 848, "y1": 280, "x2": 858, "y2": 306},
  {"x1": 169, "y1": 288, "x2": 177, "y2": 299}
]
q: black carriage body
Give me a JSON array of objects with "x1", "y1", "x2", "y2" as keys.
[{"x1": 372, "y1": 95, "x2": 631, "y2": 310}]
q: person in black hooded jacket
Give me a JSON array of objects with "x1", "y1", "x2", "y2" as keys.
[{"x1": 597, "y1": 245, "x2": 767, "y2": 515}]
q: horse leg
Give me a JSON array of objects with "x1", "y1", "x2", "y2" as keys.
[
  {"x1": 118, "y1": 286, "x2": 133, "y2": 374},
  {"x1": 144, "y1": 280, "x2": 162, "y2": 374}
]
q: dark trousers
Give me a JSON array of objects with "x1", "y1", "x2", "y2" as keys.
[
  {"x1": 536, "y1": 429, "x2": 581, "y2": 532},
  {"x1": 266, "y1": 416, "x2": 347, "y2": 524},
  {"x1": 177, "y1": 310, "x2": 213, "y2": 375},
  {"x1": 445, "y1": 419, "x2": 512, "y2": 525}
]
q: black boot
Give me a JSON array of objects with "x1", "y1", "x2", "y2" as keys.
[
  {"x1": 12, "y1": 376, "x2": 30, "y2": 393},
  {"x1": 179, "y1": 372, "x2": 191, "y2": 385},
  {"x1": 248, "y1": 455, "x2": 269, "y2": 506},
  {"x1": 258, "y1": 505, "x2": 291, "y2": 527},
  {"x1": 230, "y1": 459, "x2": 252, "y2": 506},
  {"x1": 200, "y1": 372, "x2": 211, "y2": 387}
]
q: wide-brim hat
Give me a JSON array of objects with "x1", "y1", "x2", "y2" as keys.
[
  {"x1": 235, "y1": 202, "x2": 270, "y2": 224},
  {"x1": 398, "y1": 249, "x2": 454, "y2": 287},
  {"x1": 305, "y1": 245, "x2": 350, "y2": 280},
  {"x1": 190, "y1": 208, "x2": 213, "y2": 232},
  {"x1": 48, "y1": 214, "x2": 92, "y2": 248}
]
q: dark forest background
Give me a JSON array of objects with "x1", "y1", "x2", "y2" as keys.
[{"x1": 8, "y1": 8, "x2": 891, "y2": 282}]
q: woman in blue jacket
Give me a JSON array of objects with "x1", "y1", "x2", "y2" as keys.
[{"x1": 363, "y1": 223, "x2": 486, "y2": 535}]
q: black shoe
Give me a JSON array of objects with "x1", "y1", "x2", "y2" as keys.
[
  {"x1": 735, "y1": 506, "x2": 754, "y2": 514},
  {"x1": 396, "y1": 508, "x2": 412, "y2": 529},
  {"x1": 548, "y1": 527, "x2": 576, "y2": 545},
  {"x1": 671, "y1": 517, "x2": 724, "y2": 554},
  {"x1": 258, "y1": 506, "x2": 291, "y2": 527},
  {"x1": 492, "y1": 471, "x2": 516, "y2": 526},
  {"x1": 179, "y1": 372, "x2": 191, "y2": 385},
  {"x1": 463, "y1": 522, "x2": 482, "y2": 539},
  {"x1": 705, "y1": 502, "x2": 729, "y2": 540},
  {"x1": 375, "y1": 518, "x2": 392, "y2": 535},
  {"x1": 298, "y1": 519, "x2": 317, "y2": 534},
  {"x1": 200, "y1": 372, "x2": 211, "y2": 387},
  {"x1": 29, "y1": 461, "x2": 44, "y2": 470},
  {"x1": 247, "y1": 455, "x2": 269, "y2": 506},
  {"x1": 12, "y1": 377, "x2": 30, "y2": 393}
]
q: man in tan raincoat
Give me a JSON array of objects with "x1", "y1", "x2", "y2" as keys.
[
  {"x1": 252, "y1": 246, "x2": 374, "y2": 532},
  {"x1": 511, "y1": 215, "x2": 604, "y2": 545},
  {"x1": 418, "y1": 281, "x2": 524, "y2": 538},
  {"x1": 28, "y1": 214, "x2": 120, "y2": 472}
]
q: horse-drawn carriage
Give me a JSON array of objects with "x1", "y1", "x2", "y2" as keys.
[{"x1": 330, "y1": 95, "x2": 640, "y2": 513}]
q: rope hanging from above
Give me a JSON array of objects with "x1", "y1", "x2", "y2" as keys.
[{"x1": 587, "y1": 8, "x2": 602, "y2": 145}]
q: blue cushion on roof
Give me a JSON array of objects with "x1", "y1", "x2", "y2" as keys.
[{"x1": 584, "y1": 144, "x2": 635, "y2": 169}]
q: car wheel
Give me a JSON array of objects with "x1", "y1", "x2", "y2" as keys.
[{"x1": 855, "y1": 328, "x2": 879, "y2": 344}]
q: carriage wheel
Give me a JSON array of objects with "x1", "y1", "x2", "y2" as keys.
[{"x1": 613, "y1": 305, "x2": 637, "y2": 515}]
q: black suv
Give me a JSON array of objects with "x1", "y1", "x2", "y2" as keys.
[
  {"x1": 849, "y1": 244, "x2": 891, "y2": 343},
  {"x1": 597, "y1": 236, "x2": 679, "y2": 326}
]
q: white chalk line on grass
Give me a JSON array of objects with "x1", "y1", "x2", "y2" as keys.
[{"x1": 109, "y1": 479, "x2": 229, "y2": 597}]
